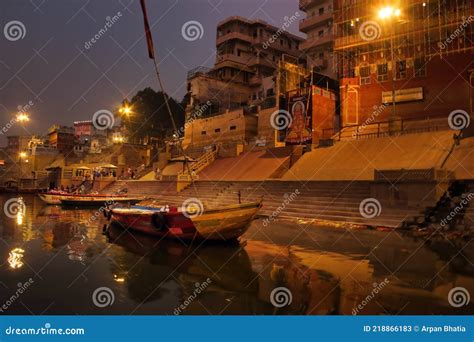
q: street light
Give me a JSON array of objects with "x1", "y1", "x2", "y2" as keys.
[
  {"x1": 119, "y1": 105, "x2": 133, "y2": 117},
  {"x1": 377, "y1": 6, "x2": 401, "y2": 132},
  {"x1": 16, "y1": 113, "x2": 30, "y2": 123}
]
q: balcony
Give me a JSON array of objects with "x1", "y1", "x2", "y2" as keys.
[
  {"x1": 249, "y1": 76, "x2": 262, "y2": 86},
  {"x1": 215, "y1": 53, "x2": 251, "y2": 67},
  {"x1": 299, "y1": 12, "x2": 333, "y2": 33},
  {"x1": 300, "y1": 33, "x2": 334, "y2": 50},
  {"x1": 299, "y1": 0, "x2": 326, "y2": 11},
  {"x1": 216, "y1": 32, "x2": 254, "y2": 46},
  {"x1": 249, "y1": 56, "x2": 275, "y2": 69}
]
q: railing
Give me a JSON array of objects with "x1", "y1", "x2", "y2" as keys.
[
  {"x1": 177, "y1": 147, "x2": 219, "y2": 192},
  {"x1": 322, "y1": 114, "x2": 451, "y2": 142},
  {"x1": 374, "y1": 168, "x2": 455, "y2": 182}
]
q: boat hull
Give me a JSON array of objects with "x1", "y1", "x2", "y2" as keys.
[
  {"x1": 109, "y1": 202, "x2": 262, "y2": 241},
  {"x1": 61, "y1": 196, "x2": 142, "y2": 207}
]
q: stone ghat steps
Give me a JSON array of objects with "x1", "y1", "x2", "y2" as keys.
[{"x1": 102, "y1": 180, "x2": 425, "y2": 229}]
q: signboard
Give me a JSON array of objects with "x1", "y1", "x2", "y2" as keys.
[
  {"x1": 285, "y1": 89, "x2": 312, "y2": 145},
  {"x1": 382, "y1": 87, "x2": 423, "y2": 104}
]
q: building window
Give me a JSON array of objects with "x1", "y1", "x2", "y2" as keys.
[
  {"x1": 414, "y1": 57, "x2": 427, "y2": 77},
  {"x1": 359, "y1": 65, "x2": 371, "y2": 85},
  {"x1": 215, "y1": 128, "x2": 221, "y2": 133},
  {"x1": 318, "y1": 30, "x2": 324, "y2": 37},
  {"x1": 395, "y1": 60, "x2": 407, "y2": 80},
  {"x1": 201, "y1": 131, "x2": 206, "y2": 135},
  {"x1": 319, "y1": 7, "x2": 324, "y2": 15},
  {"x1": 377, "y1": 63, "x2": 388, "y2": 82},
  {"x1": 230, "y1": 125, "x2": 237, "y2": 130}
]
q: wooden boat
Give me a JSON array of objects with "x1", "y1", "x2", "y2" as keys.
[
  {"x1": 60, "y1": 194, "x2": 143, "y2": 207},
  {"x1": 38, "y1": 191, "x2": 70, "y2": 204},
  {"x1": 106, "y1": 200, "x2": 263, "y2": 241}
]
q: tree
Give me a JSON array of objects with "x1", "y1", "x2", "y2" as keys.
[{"x1": 122, "y1": 87, "x2": 184, "y2": 144}]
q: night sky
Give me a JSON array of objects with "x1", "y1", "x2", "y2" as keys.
[{"x1": 0, "y1": 0, "x2": 304, "y2": 144}]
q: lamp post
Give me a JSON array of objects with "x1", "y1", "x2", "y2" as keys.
[{"x1": 378, "y1": 6, "x2": 401, "y2": 131}]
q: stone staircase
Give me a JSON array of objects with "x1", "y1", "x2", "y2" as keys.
[{"x1": 114, "y1": 180, "x2": 425, "y2": 229}]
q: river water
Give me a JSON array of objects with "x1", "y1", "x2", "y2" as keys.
[{"x1": 0, "y1": 194, "x2": 473, "y2": 315}]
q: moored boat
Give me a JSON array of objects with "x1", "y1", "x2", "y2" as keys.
[
  {"x1": 60, "y1": 194, "x2": 143, "y2": 207},
  {"x1": 106, "y1": 200, "x2": 263, "y2": 241},
  {"x1": 38, "y1": 191, "x2": 69, "y2": 204}
]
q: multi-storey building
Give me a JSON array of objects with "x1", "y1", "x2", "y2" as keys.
[
  {"x1": 334, "y1": 0, "x2": 473, "y2": 127},
  {"x1": 299, "y1": 0, "x2": 336, "y2": 78},
  {"x1": 185, "y1": 16, "x2": 305, "y2": 149},
  {"x1": 48, "y1": 125, "x2": 75, "y2": 153}
]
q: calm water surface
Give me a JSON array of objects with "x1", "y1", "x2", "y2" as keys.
[{"x1": 0, "y1": 194, "x2": 473, "y2": 315}]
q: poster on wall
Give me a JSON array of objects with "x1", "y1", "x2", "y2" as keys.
[{"x1": 285, "y1": 90, "x2": 312, "y2": 145}]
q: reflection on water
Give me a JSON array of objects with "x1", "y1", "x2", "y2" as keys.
[{"x1": 0, "y1": 194, "x2": 473, "y2": 315}]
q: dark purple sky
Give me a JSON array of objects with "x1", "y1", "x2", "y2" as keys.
[{"x1": 0, "y1": 0, "x2": 304, "y2": 144}]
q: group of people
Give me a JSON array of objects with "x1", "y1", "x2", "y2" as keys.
[{"x1": 119, "y1": 168, "x2": 137, "y2": 180}]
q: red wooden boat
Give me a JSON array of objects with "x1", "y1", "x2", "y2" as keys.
[{"x1": 106, "y1": 201, "x2": 262, "y2": 241}]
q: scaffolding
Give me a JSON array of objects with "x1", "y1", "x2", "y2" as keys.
[{"x1": 333, "y1": 0, "x2": 473, "y2": 78}]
